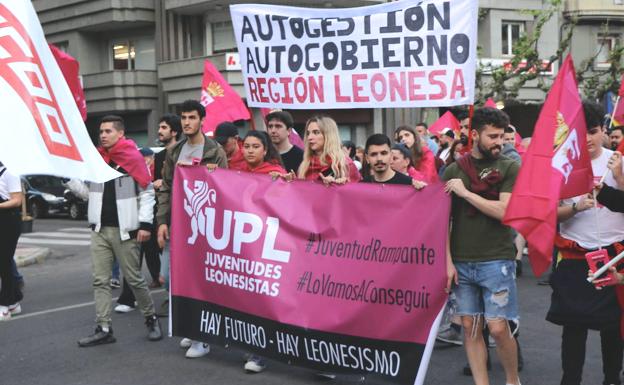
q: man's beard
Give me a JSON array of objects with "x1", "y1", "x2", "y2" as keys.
[
  {"x1": 612, "y1": 142, "x2": 619, "y2": 151},
  {"x1": 440, "y1": 142, "x2": 449, "y2": 149},
  {"x1": 477, "y1": 141, "x2": 501, "y2": 160}
]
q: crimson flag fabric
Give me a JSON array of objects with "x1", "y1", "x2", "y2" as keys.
[
  {"x1": 503, "y1": 55, "x2": 594, "y2": 277},
  {"x1": 48, "y1": 44, "x2": 86, "y2": 121},
  {"x1": 619, "y1": 73, "x2": 624, "y2": 97},
  {"x1": 613, "y1": 98, "x2": 624, "y2": 126},
  {"x1": 97, "y1": 138, "x2": 151, "y2": 188},
  {"x1": 484, "y1": 98, "x2": 497, "y2": 108},
  {"x1": 429, "y1": 111, "x2": 460, "y2": 136},
  {"x1": 200, "y1": 60, "x2": 250, "y2": 136}
]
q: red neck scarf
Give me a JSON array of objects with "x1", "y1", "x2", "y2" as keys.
[
  {"x1": 228, "y1": 147, "x2": 247, "y2": 171},
  {"x1": 242, "y1": 161, "x2": 286, "y2": 175},
  {"x1": 305, "y1": 155, "x2": 332, "y2": 181},
  {"x1": 456, "y1": 154, "x2": 502, "y2": 215},
  {"x1": 97, "y1": 138, "x2": 151, "y2": 188}
]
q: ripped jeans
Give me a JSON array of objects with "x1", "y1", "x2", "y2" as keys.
[{"x1": 452, "y1": 260, "x2": 519, "y2": 323}]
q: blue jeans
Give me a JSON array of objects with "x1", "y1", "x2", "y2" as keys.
[{"x1": 452, "y1": 260, "x2": 519, "y2": 322}]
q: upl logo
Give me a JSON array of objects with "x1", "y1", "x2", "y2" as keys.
[{"x1": 183, "y1": 179, "x2": 290, "y2": 263}]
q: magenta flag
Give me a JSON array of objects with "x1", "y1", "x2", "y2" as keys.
[
  {"x1": 200, "y1": 59, "x2": 251, "y2": 136},
  {"x1": 170, "y1": 167, "x2": 450, "y2": 385}
]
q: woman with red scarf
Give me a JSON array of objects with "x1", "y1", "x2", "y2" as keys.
[
  {"x1": 298, "y1": 116, "x2": 360, "y2": 184},
  {"x1": 394, "y1": 125, "x2": 439, "y2": 183},
  {"x1": 240, "y1": 131, "x2": 286, "y2": 176}
]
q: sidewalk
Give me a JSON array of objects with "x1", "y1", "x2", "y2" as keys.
[{"x1": 14, "y1": 247, "x2": 50, "y2": 267}]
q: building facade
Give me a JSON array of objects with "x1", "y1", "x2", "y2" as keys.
[{"x1": 34, "y1": 0, "x2": 622, "y2": 145}]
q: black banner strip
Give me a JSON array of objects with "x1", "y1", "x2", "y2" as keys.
[{"x1": 172, "y1": 296, "x2": 426, "y2": 385}]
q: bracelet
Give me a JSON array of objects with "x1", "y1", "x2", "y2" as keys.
[{"x1": 572, "y1": 202, "x2": 578, "y2": 213}]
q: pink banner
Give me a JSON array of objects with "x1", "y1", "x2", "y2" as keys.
[{"x1": 171, "y1": 167, "x2": 450, "y2": 384}]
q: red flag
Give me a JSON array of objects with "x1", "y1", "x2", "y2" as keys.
[
  {"x1": 200, "y1": 60, "x2": 250, "y2": 136},
  {"x1": 49, "y1": 44, "x2": 86, "y2": 121},
  {"x1": 484, "y1": 98, "x2": 497, "y2": 108},
  {"x1": 612, "y1": 97, "x2": 624, "y2": 126},
  {"x1": 429, "y1": 111, "x2": 460, "y2": 136},
  {"x1": 618, "y1": 73, "x2": 624, "y2": 97},
  {"x1": 503, "y1": 55, "x2": 593, "y2": 277}
]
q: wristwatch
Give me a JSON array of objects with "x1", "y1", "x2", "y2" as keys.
[{"x1": 571, "y1": 202, "x2": 578, "y2": 213}]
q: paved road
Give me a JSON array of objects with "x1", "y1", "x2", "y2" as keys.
[{"x1": 1, "y1": 218, "x2": 611, "y2": 385}]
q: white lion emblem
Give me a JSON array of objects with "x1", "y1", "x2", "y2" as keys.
[{"x1": 183, "y1": 180, "x2": 216, "y2": 244}]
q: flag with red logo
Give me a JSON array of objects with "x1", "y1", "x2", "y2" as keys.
[
  {"x1": 200, "y1": 60, "x2": 250, "y2": 136},
  {"x1": 49, "y1": 44, "x2": 86, "y2": 121},
  {"x1": 429, "y1": 111, "x2": 460, "y2": 136},
  {"x1": 612, "y1": 74, "x2": 624, "y2": 126},
  {"x1": 0, "y1": 1, "x2": 118, "y2": 182},
  {"x1": 503, "y1": 55, "x2": 593, "y2": 277}
]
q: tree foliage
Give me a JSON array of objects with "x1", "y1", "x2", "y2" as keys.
[{"x1": 475, "y1": 0, "x2": 623, "y2": 104}]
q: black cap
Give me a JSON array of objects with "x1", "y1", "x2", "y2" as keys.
[{"x1": 214, "y1": 122, "x2": 239, "y2": 145}]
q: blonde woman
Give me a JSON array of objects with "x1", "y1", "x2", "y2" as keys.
[{"x1": 297, "y1": 116, "x2": 361, "y2": 184}]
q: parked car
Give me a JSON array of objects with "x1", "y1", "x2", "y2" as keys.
[{"x1": 22, "y1": 175, "x2": 87, "y2": 219}]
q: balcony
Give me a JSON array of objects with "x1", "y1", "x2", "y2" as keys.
[
  {"x1": 82, "y1": 70, "x2": 158, "y2": 113},
  {"x1": 158, "y1": 54, "x2": 245, "y2": 104},
  {"x1": 33, "y1": 0, "x2": 155, "y2": 36},
  {"x1": 165, "y1": 0, "x2": 386, "y2": 14},
  {"x1": 564, "y1": 0, "x2": 624, "y2": 20}
]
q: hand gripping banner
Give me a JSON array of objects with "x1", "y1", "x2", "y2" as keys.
[{"x1": 170, "y1": 167, "x2": 451, "y2": 385}]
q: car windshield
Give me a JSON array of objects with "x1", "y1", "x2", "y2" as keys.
[{"x1": 26, "y1": 175, "x2": 64, "y2": 190}]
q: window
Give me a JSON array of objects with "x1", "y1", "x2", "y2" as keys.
[
  {"x1": 111, "y1": 37, "x2": 156, "y2": 70},
  {"x1": 212, "y1": 21, "x2": 237, "y2": 53},
  {"x1": 112, "y1": 41, "x2": 135, "y2": 70},
  {"x1": 501, "y1": 21, "x2": 524, "y2": 56},
  {"x1": 596, "y1": 36, "x2": 618, "y2": 68}
]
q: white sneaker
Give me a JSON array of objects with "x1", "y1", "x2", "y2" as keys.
[
  {"x1": 244, "y1": 357, "x2": 266, "y2": 373},
  {"x1": 0, "y1": 306, "x2": 10, "y2": 321},
  {"x1": 185, "y1": 341, "x2": 210, "y2": 358},
  {"x1": 114, "y1": 304, "x2": 135, "y2": 313},
  {"x1": 180, "y1": 338, "x2": 192, "y2": 349},
  {"x1": 8, "y1": 303, "x2": 21, "y2": 315}
]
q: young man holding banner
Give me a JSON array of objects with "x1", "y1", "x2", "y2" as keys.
[
  {"x1": 443, "y1": 107, "x2": 521, "y2": 385},
  {"x1": 156, "y1": 100, "x2": 227, "y2": 358}
]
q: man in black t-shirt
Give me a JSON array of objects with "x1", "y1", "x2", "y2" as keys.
[
  {"x1": 266, "y1": 110, "x2": 303, "y2": 173},
  {"x1": 361, "y1": 134, "x2": 413, "y2": 185}
]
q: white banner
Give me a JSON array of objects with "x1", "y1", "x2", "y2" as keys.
[
  {"x1": 230, "y1": 0, "x2": 478, "y2": 110},
  {"x1": 0, "y1": 1, "x2": 119, "y2": 182}
]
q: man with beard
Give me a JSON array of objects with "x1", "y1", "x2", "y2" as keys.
[
  {"x1": 362, "y1": 134, "x2": 413, "y2": 185},
  {"x1": 609, "y1": 126, "x2": 623, "y2": 150},
  {"x1": 437, "y1": 128, "x2": 455, "y2": 163},
  {"x1": 154, "y1": 114, "x2": 181, "y2": 191},
  {"x1": 443, "y1": 107, "x2": 521, "y2": 385}
]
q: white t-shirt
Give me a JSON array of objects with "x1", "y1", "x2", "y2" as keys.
[
  {"x1": 0, "y1": 166, "x2": 21, "y2": 201},
  {"x1": 560, "y1": 148, "x2": 624, "y2": 248},
  {"x1": 439, "y1": 147, "x2": 451, "y2": 163}
]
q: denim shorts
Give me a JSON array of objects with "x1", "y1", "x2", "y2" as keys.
[{"x1": 452, "y1": 260, "x2": 519, "y2": 322}]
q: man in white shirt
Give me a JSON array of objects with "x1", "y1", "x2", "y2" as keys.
[{"x1": 0, "y1": 162, "x2": 24, "y2": 320}]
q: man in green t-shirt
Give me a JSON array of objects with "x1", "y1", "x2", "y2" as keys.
[{"x1": 443, "y1": 107, "x2": 520, "y2": 385}]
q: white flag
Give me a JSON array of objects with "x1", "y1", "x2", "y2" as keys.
[{"x1": 0, "y1": 0, "x2": 119, "y2": 182}]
